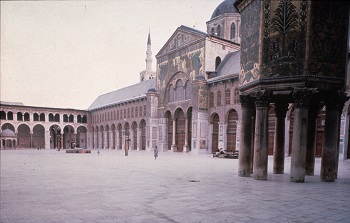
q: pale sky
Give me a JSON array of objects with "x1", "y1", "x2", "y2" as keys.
[{"x1": 1, "y1": 0, "x2": 223, "y2": 110}]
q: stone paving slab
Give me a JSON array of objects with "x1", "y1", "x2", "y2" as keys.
[{"x1": 1, "y1": 149, "x2": 350, "y2": 223}]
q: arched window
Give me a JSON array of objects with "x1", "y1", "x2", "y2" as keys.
[
  {"x1": 168, "y1": 85, "x2": 174, "y2": 103},
  {"x1": 131, "y1": 108, "x2": 134, "y2": 118},
  {"x1": 54, "y1": 114, "x2": 60, "y2": 122},
  {"x1": 216, "y1": 25, "x2": 221, "y2": 37},
  {"x1": 225, "y1": 89, "x2": 231, "y2": 105},
  {"x1": 135, "y1": 107, "x2": 138, "y2": 117},
  {"x1": 139, "y1": 106, "x2": 142, "y2": 117},
  {"x1": 230, "y1": 23, "x2": 236, "y2": 40},
  {"x1": 17, "y1": 112, "x2": 23, "y2": 121},
  {"x1": 209, "y1": 92, "x2": 214, "y2": 108},
  {"x1": 234, "y1": 88, "x2": 239, "y2": 104},
  {"x1": 124, "y1": 109, "x2": 126, "y2": 119},
  {"x1": 117, "y1": 111, "x2": 119, "y2": 120},
  {"x1": 24, "y1": 112, "x2": 30, "y2": 121},
  {"x1": 215, "y1": 57, "x2": 221, "y2": 69},
  {"x1": 127, "y1": 108, "x2": 130, "y2": 118},
  {"x1": 144, "y1": 105, "x2": 146, "y2": 116},
  {"x1": 8, "y1": 112, "x2": 13, "y2": 120},
  {"x1": 69, "y1": 115, "x2": 74, "y2": 122},
  {"x1": 82, "y1": 115, "x2": 87, "y2": 123},
  {"x1": 40, "y1": 113, "x2": 45, "y2": 121},
  {"x1": 185, "y1": 81, "x2": 192, "y2": 100},
  {"x1": 0, "y1": 111, "x2": 6, "y2": 120},
  {"x1": 63, "y1": 114, "x2": 68, "y2": 122},
  {"x1": 77, "y1": 115, "x2": 82, "y2": 123},
  {"x1": 33, "y1": 113, "x2": 39, "y2": 121},
  {"x1": 175, "y1": 80, "x2": 183, "y2": 101},
  {"x1": 217, "y1": 91, "x2": 221, "y2": 106},
  {"x1": 49, "y1": 113, "x2": 54, "y2": 122},
  {"x1": 211, "y1": 27, "x2": 215, "y2": 35}
]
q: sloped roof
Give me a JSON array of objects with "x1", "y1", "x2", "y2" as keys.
[
  {"x1": 88, "y1": 79, "x2": 156, "y2": 110},
  {"x1": 207, "y1": 51, "x2": 240, "y2": 83},
  {"x1": 216, "y1": 51, "x2": 240, "y2": 76}
]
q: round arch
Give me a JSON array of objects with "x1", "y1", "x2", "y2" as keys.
[
  {"x1": 226, "y1": 109, "x2": 238, "y2": 152},
  {"x1": 17, "y1": 123, "x2": 31, "y2": 148},
  {"x1": 32, "y1": 124, "x2": 45, "y2": 149},
  {"x1": 117, "y1": 123, "x2": 122, "y2": 150},
  {"x1": 63, "y1": 125, "x2": 75, "y2": 149},
  {"x1": 77, "y1": 126, "x2": 87, "y2": 149},
  {"x1": 140, "y1": 119, "x2": 146, "y2": 150},
  {"x1": 49, "y1": 124, "x2": 62, "y2": 149},
  {"x1": 111, "y1": 124, "x2": 116, "y2": 149}
]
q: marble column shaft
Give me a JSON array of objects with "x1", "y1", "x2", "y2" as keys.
[
  {"x1": 253, "y1": 92, "x2": 270, "y2": 180},
  {"x1": 238, "y1": 95, "x2": 254, "y2": 177},
  {"x1": 321, "y1": 93, "x2": 345, "y2": 182},
  {"x1": 273, "y1": 103, "x2": 288, "y2": 174}
]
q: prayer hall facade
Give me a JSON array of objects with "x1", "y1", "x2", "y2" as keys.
[{"x1": 1, "y1": 0, "x2": 349, "y2": 182}]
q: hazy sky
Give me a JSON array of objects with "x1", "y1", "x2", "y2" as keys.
[{"x1": 1, "y1": 0, "x2": 223, "y2": 110}]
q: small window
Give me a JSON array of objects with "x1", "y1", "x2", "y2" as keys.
[
  {"x1": 209, "y1": 92, "x2": 214, "y2": 108},
  {"x1": 217, "y1": 91, "x2": 221, "y2": 106},
  {"x1": 225, "y1": 89, "x2": 231, "y2": 105},
  {"x1": 234, "y1": 89, "x2": 239, "y2": 104},
  {"x1": 230, "y1": 23, "x2": 236, "y2": 40},
  {"x1": 215, "y1": 57, "x2": 221, "y2": 69}
]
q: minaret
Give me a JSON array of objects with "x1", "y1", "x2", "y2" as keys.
[{"x1": 140, "y1": 31, "x2": 156, "y2": 82}]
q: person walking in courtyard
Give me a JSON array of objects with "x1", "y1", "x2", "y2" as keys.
[{"x1": 154, "y1": 146, "x2": 158, "y2": 159}]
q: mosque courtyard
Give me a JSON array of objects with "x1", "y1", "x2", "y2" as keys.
[{"x1": 1, "y1": 149, "x2": 350, "y2": 223}]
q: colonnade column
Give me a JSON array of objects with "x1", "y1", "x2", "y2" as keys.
[
  {"x1": 305, "y1": 101, "x2": 319, "y2": 176},
  {"x1": 137, "y1": 128, "x2": 142, "y2": 151},
  {"x1": 183, "y1": 115, "x2": 189, "y2": 152},
  {"x1": 290, "y1": 88, "x2": 313, "y2": 182},
  {"x1": 104, "y1": 130, "x2": 108, "y2": 149},
  {"x1": 273, "y1": 103, "x2": 289, "y2": 174},
  {"x1": 253, "y1": 90, "x2": 270, "y2": 180},
  {"x1": 321, "y1": 92, "x2": 346, "y2": 182},
  {"x1": 171, "y1": 118, "x2": 177, "y2": 152},
  {"x1": 238, "y1": 94, "x2": 254, "y2": 177},
  {"x1": 116, "y1": 130, "x2": 120, "y2": 150},
  {"x1": 45, "y1": 130, "x2": 50, "y2": 149}
]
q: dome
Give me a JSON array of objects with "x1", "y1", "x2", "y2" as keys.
[
  {"x1": 0, "y1": 129, "x2": 16, "y2": 138},
  {"x1": 211, "y1": 0, "x2": 238, "y2": 19}
]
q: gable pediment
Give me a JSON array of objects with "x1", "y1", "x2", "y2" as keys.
[{"x1": 157, "y1": 26, "x2": 207, "y2": 56}]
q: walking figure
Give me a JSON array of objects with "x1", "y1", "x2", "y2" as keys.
[
  {"x1": 97, "y1": 148, "x2": 100, "y2": 156},
  {"x1": 154, "y1": 146, "x2": 158, "y2": 160}
]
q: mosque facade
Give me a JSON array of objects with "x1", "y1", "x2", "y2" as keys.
[{"x1": 1, "y1": 0, "x2": 349, "y2": 182}]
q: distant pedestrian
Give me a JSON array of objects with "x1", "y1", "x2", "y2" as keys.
[
  {"x1": 154, "y1": 146, "x2": 158, "y2": 159},
  {"x1": 97, "y1": 148, "x2": 100, "y2": 156}
]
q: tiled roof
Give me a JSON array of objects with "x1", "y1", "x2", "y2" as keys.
[{"x1": 88, "y1": 79, "x2": 156, "y2": 110}]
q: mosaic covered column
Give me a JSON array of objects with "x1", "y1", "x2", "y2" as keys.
[
  {"x1": 253, "y1": 90, "x2": 270, "y2": 180},
  {"x1": 238, "y1": 94, "x2": 255, "y2": 177},
  {"x1": 273, "y1": 103, "x2": 288, "y2": 174},
  {"x1": 290, "y1": 88, "x2": 314, "y2": 183},
  {"x1": 321, "y1": 92, "x2": 346, "y2": 182}
]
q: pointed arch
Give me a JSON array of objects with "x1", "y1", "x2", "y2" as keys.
[{"x1": 210, "y1": 113, "x2": 220, "y2": 153}]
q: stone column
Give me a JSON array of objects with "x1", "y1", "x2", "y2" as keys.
[
  {"x1": 305, "y1": 101, "x2": 319, "y2": 176},
  {"x1": 171, "y1": 118, "x2": 177, "y2": 152},
  {"x1": 109, "y1": 130, "x2": 113, "y2": 149},
  {"x1": 290, "y1": 88, "x2": 314, "y2": 182},
  {"x1": 30, "y1": 132, "x2": 33, "y2": 148},
  {"x1": 238, "y1": 94, "x2": 255, "y2": 177},
  {"x1": 130, "y1": 130, "x2": 134, "y2": 151},
  {"x1": 116, "y1": 130, "x2": 120, "y2": 150},
  {"x1": 273, "y1": 103, "x2": 289, "y2": 174},
  {"x1": 137, "y1": 128, "x2": 142, "y2": 151},
  {"x1": 250, "y1": 110, "x2": 256, "y2": 175},
  {"x1": 253, "y1": 91, "x2": 270, "y2": 180},
  {"x1": 104, "y1": 130, "x2": 108, "y2": 149},
  {"x1": 321, "y1": 92, "x2": 345, "y2": 182},
  {"x1": 45, "y1": 130, "x2": 50, "y2": 149},
  {"x1": 183, "y1": 115, "x2": 190, "y2": 152}
]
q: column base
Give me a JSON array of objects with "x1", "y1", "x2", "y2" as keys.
[
  {"x1": 171, "y1": 145, "x2": 177, "y2": 152},
  {"x1": 183, "y1": 145, "x2": 190, "y2": 153}
]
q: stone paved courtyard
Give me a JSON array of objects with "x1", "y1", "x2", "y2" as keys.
[{"x1": 1, "y1": 149, "x2": 350, "y2": 223}]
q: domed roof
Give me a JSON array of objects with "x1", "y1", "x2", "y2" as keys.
[
  {"x1": 0, "y1": 129, "x2": 16, "y2": 138},
  {"x1": 211, "y1": 0, "x2": 238, "y2": 19}
]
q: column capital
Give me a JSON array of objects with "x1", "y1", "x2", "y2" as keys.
[
  {"x1": 251, "y1": 90, "x2": 271, "y2": 108},
  {"x1": 292, "y1": 88, "x2": 316, "y2": 107},
  {"x1": 239, "y1": 94, "x2": 255, "y2": 108},
  {"x1": 274, "y1": 103, "x2": 289, "y2": 119}
]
